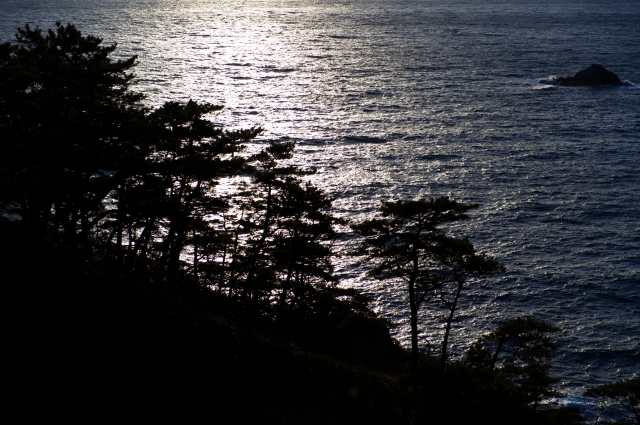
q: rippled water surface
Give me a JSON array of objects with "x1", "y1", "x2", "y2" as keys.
[{"x1": 2, "y1": 0, "x2": 639, "y2": 397}]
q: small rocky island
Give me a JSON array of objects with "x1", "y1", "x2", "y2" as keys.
[{"x1": 555, "y1": 64, "x2": 623, "y2": 86}]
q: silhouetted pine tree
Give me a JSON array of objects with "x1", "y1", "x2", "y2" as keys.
[
  {"x1": 142, "y1": 101, "x2": 257, "y2": 284},
  {"x1": 352, "y1": 197, "x2": 503, "y2": 417},
  {"x1": 270, "y1": 177, "x2": 344, "y2": 317},
  {"x1": 0, "y1": 23, "x2": 147, "y2": 251},
  {"x1": 232, "y1": 141, "x2": 304, "y2": 305}
]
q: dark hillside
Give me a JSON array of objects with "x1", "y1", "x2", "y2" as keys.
[
  {"x1": 0, "y1": 221, "x2": 408, "y2": 424},
  {"x1": 0, "y1": 219, "x2": 583, "y2": 425}
]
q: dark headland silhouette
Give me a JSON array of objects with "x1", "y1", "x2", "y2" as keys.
[{"x1": 555, "y1": 64, "x2": 623, "y2": 86}]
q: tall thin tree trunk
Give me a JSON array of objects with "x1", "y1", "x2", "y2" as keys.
[
  {"x1": 167, "y1": 225, "x2": 184, "y2": 283},
  {"x1": 280, "y1": 229, "x2": 299, "y2": 310},
  {"x1": 409, "y1": 242, "x2": 422, "y2": 420},
  {"x1": 128, "y1": 222, "x2": 152, "y2": 268},
  {"x1": 487, "y1": 338, "x2": 506, "y2": 382},
  {"x1": 137, "y1": 224, "x2": 154, "y2": 272},
  {"x1": 192, "y1": 229, "x2": 198, "y2": 284},
  {"x1": 127, "y1": 222, "x2": 133, "y2": 254},
  {"x1": 116, "y1": 218, "x2": 123, "y2": 264},
  {"x1": 116, "y1": 187, "x2": 124, "y2": 265},
  {"x1": 228, "y1": 225, "x2": 241, "y2": 298},
  {"x1": 409, "y1": 282, "x2": 421, "y2": 420},
  {"x1": 243, "y1": 183, "x2": 273, "y2": 302},
  {"x1": 218, "y1": 232, "x2": 228, "y2": 293},
  {"x1": 441, "y1": 280, "x2": 464, "y2": 373}
]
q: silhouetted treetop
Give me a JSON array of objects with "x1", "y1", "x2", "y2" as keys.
[{"x1": 0, "y1": 23, "x2": 146, "y2": 246}]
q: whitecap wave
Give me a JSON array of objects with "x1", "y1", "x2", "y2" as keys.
[
  {"x1": 538, "y1": 76, "x2": 558, "y2": 85},
  {"x1": 533, "y1": 84, "x2": 556, "y2": 90}
]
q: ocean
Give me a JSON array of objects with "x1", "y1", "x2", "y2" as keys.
[{"x1": 2, "y1": 0, "x2": 639, "y2": 408}]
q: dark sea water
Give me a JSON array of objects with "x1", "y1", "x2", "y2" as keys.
[{"x1": 2, "y1": 0, "x2": 639, "y2": 410}]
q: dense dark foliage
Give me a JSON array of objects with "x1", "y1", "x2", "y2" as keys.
[
  {"x1": 0, "y1": 23, "x2": 592, "y2": 424},
  {"x1": 466, "y1": 317, "x2": 564, "y2": 409}
]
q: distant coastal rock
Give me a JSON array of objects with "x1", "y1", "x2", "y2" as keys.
[{"x1": 555, "y1": 64, "x2": 623, "y2": 86}]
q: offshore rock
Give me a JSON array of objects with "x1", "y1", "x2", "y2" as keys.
[{"x1": 556, "y1": 64, "x2": 623, "y2": 86}]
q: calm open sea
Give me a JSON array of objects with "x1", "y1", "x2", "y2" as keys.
[{"x1": 2, "y1": 0, "x2": 639, "y2": 407}]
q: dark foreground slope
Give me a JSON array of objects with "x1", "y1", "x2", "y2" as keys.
[
  {"x1": 0, "y1": 225, "x2": 409, "y2": 424},
  {"x1": 0, "y1": 220, "x2": 580, "y2": 425}
]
